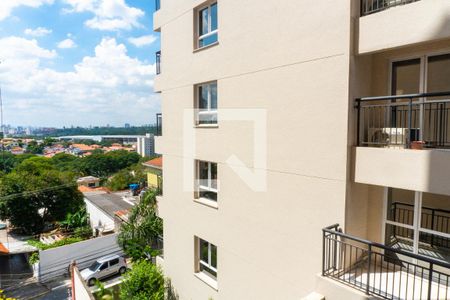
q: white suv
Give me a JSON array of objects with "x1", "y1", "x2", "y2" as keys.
[{"x1": 81, "y1": 254, "x2": 127, "y2": 286}]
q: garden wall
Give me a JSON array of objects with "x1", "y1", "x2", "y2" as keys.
[{"x1": 38, "y1": 233, "x2": 123, "y2": 282}]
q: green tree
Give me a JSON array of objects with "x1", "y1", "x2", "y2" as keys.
[
  {"x1": 0, "y1": 151, "x2": 18, "y2": 173},
  {"x1": 0, "y1": 159, "x2": 84, "y2": 234},
  {"x1": 51, "y1": 153, "x2": 79, "y2": 173},
  {"x1": 26, "y1": 140, "x2": 44, "y2": 154},
  {"x1": 119, "y1": 260, "x2": 164, "y2": 300},
  {"x1": 118, "y1": 190, "x2": 162, "y2": 261}
]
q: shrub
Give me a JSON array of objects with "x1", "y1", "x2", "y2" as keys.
[
  {"x1": 27, "y1": 236, "x2": 83, "y2": 251},
  {"x1": 73, "y1": 226, "x2": 92, "y2": 239},
  {"x1": 119, "y1": 260, "x2": 164, "y2": 300},
  {"x1": 0, "y1": 289, "x2": 16, "y2": 300},
  {"x1": 28, "y1": 252, "x2": 39, "y2": 265}
]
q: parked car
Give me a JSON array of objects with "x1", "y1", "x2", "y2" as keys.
[{"x1": 80, "y1": 254, "x2": 127, "y2": 286}]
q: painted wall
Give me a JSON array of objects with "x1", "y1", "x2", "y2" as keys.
[
  {"x1": 147, "y1": 172, "x2": 159, "y2": 188},
  {"x1": 355, "y1": 147, "x2": 450, "y2": 196},
  {"x1": 72, "y1": 266, "x2": 95, "y2": 300},
  {"x1": 85, "y1": 199, "x2": 115, "y2": 234},
  {"x1": 155, "y1": 0, "x2": 354, "y2": 299},
  {"x1": 39, "y1": 234, "x2": 123, "y2": 282}
]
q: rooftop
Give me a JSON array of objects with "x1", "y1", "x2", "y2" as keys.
[
  {"x1": 143, "y1": 156, "x2": 163, "y2": 169},
  {"x1": 76, "y1": 176, "x2": 100, "y2": 183},
  {"x1": 83, "y1": 192, "x2": 134, "y2": 220}
]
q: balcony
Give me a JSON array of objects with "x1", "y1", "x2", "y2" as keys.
[
  {"x1": 358, "y1": 0, "x2": 450, "y2": 54},
  {"x1": 354, "y1": 92, "x2": 450, "y2": 195},
  {"x1": 322, "y1": 224, "x2": 450, "y2": 300},
  {"x1": 155, "y1": 51, "x2": 161, "y2": 75},
  {"x1": 361, "y1": 0, "x2": 420, "y2": 16},
  {"x1": 156, "y1": 113, "x2": 162, "y2": 136},
  {"x1": 154, "y1": 113, "x2": 163, "y2": 155},
  {"x1": 356, "y1": 91, "x2": 450, "y2": 150}
]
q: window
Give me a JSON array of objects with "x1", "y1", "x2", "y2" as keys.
[
  {"x1": 196, "y1": 2, "x2": 218, "y2": 48},
  {"x1": 99, "y1": 263, "x2": 108, "y2": 271},
  {"x1": 195, "y1": 82, "x2": 217, "y2": 125},
  {"x1": 384, "y1": 188, "x2": 450, "y2": 261},
  {"x1": 196, "y1": 161, "x2": 217, "y2": 201},
  {"x1": 109, "y1": 258, "x2": 119, "y2": 266},
  {"x1": 197, "y1": 238, "x2": 217, "y2": 279}
]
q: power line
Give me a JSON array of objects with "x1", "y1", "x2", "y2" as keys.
[{"x1": 0, "y1": 182, "x2": 78, "y2": 201}]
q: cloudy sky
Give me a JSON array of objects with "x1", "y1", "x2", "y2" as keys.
[{"x1": 0, "y1": 0, "x2": 160, "y2": 127}]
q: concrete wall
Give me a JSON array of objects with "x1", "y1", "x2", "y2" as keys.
[
  {"x1": 355, "y1": 147, "x2": 450, "y2": 196},
  {"x1": 72, "y1": 266, "x2": 95, "y2": 300},
  {"x1": 156, "y1": 0, "x2": 354, "y2": 299},
  {"x1": 39, "y1": 234, "x2": 123, "y2": 282},
  {"x1": 85, "y1": 199, "x2": 115, "y2": 234},
  {"x1": 358, "y1": 0, "x2": 450, "y2": 54}
]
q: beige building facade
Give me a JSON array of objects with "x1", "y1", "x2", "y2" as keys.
[{"x1": 153, "y1": 0, "x2": 450, "y2": 299}]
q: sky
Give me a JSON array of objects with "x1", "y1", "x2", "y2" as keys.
[{"x1": 0, "y1": 0, "x2": 160, "y2": 127}]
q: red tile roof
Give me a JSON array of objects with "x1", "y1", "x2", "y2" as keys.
[{"x1": 143, "y1": 156, "x2": 162, "y2": 168}]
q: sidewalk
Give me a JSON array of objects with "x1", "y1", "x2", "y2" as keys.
[{"x1": 0, "y1": 227, "x2": 36, "y2": 254}]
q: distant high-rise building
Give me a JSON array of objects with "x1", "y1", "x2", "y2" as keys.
[
  {"x1": 124, "y1": 123, "x2": 131, "y2": 128},
  {"x1": 136, "y1": 133, "x2": 155, "y2": 157}
]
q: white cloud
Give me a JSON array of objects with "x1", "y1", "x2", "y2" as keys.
[
  {"x1": 128, "y1": 35, "x2": 157, "y2": 47},
  {"x1": 0, "y1": 37, "x2": 158, "y2": 126},
  {"x1": 57, "y1": 38, "x2": 76, "y2": 49},
  {"x1": 63, "y1": 0, "x2": 144, "y2": 31},
  {"x1": 0, "y1": 0, "x2": 54, "y2": 21},
  {"x1": 24, "y1": 27, "x2": 52, "y2": 37},
  {"x1": 0, "y1": 36, "x2": 56, "y2": 60}
]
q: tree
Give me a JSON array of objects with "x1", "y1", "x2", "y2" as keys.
[
  {"x1": 119, "y1": 260, "x2": 164, "y2": 300},
  {"x1": 51, "y1": 153, "x2": 79, "y2": 173},
  {"x1": 26, "y1": 140, "x2": 44, "y2": 154},
  {"x1": 0, "y1": 158, "x2": 84, "y2": 234},
  {"x1": 118, "y1": 190, "x2": 162, "y2": 261},
  {"x1": 76, "y1": 150, "x2": 140, "y2": 178}
]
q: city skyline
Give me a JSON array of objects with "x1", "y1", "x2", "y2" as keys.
[{"x1": 0, "y1": 0, "x2": 160, "y2": 127}]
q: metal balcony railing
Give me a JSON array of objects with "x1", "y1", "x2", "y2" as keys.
[
  {"x1": 323, "y1": 224, "x2": 450, "y2": 300},
  {"x1": 361, "y1": 0, "x2": 421, "y2": 16},
  {"x1": 356, "y1": 91, "x2": 450, "y2": 149},
  {"x1": 156, "y1": 51, "x2": 161, "y2": 75},
  {"x1": 156, "y1": 113, "x2": 162, "y2": 136},
  {"x1": 391, "y1": 202, "x2": 450, "y2": 250}
]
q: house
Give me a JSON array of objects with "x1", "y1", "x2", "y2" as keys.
[
  {"x1": 142, "y1": 156, "x2": 162, "y2": 193},
  {"x1": 153, "y1": 0, "x2": 450, "y2": 299},
  {"x1": 83, "y1": 192, "x2": 134, "y2": 236},
  {"x1": 76, "y1": 176, "x2": 100, "y2": 188}
]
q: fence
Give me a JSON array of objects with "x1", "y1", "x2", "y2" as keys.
[
  {"x1": 38, "y1": 234, "x2": 123, "y2": 282},
  {"x1": 356, "y1": 91, "x2": 450, "y2": 149},
  {"x1": 361, "y1": 0, "x2": 420, "y2": 16},
  {"x1": 323, "y1": 224, "x2": 450, "y2": 300}
]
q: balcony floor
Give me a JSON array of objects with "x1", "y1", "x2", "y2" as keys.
[{"x1": 336, "y1": 259, "x2": 449, "y2": 300}]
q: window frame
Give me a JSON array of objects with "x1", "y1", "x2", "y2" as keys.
[
  {"x1": 196, "y1": 160, "x2": 218, "y2": 202},
  {"x1": 196, "y1": 2, "x2": 218, "y2": 49},
  {"x1": 195, "y1": 81, "x2": 218, "y2": 126},
  {"x1": 109, "y1": 258, "x2": 119, "y2": 266},
  {"x1": 197, "y1": 238, "x2": 217, "y2": 278}
]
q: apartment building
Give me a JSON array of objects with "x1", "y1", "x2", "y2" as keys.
[
  {"x1": 136, "y1": 133, "x2": 156, "y2": 157},
  {"x1": 152, "y1": 0, "x2": 450, "y2": 299}
]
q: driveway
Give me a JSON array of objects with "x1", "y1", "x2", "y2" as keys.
[{"x1": 0, "y1": 253, "x2": 33, "y2": 288}]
